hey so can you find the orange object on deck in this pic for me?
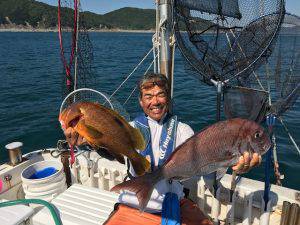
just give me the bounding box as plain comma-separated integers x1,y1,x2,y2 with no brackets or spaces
103,204,161,225
180,198,213,225
104,199,213,225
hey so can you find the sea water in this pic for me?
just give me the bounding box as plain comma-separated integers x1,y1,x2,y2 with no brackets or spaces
0,32,299,190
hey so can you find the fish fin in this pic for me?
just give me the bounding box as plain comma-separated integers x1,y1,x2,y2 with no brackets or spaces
110,152,125,164
111,170,161,211
76,121,103,139
216,167,228,180
94,147,116,161
130,127,146,150
130,153,151,176
91,145,125,164
100,106,146,151
87,126,103,139
100,105,129,124
85,124,103,138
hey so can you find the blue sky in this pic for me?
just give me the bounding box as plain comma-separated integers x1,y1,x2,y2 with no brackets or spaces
38,0,299,15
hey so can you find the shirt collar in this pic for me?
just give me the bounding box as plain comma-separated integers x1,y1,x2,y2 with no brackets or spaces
146,113,168,125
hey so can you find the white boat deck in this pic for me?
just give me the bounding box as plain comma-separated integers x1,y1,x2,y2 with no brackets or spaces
32,184,118,225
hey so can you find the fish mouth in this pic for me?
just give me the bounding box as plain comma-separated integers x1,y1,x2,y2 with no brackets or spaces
68,114,83,128
263,142,272,153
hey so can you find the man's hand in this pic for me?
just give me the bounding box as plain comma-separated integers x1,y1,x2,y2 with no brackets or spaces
232,152,262,174
64,127,87,146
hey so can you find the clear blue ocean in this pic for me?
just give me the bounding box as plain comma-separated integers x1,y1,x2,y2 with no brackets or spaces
0,32,299,190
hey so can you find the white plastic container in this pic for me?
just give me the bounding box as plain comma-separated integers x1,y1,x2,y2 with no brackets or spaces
0,199,34,225
21,161,67,201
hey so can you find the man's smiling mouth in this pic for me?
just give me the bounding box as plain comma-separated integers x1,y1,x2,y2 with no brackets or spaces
150,106,164,113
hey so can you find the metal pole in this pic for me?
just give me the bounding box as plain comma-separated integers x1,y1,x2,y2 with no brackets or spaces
157,0,174,81
216,81,222,121
158,0,175,114
158,0,172,77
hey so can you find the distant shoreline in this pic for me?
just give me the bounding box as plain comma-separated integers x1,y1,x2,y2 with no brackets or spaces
0,27,155,33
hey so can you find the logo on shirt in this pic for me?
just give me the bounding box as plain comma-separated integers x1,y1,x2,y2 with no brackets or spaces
160,118,175,160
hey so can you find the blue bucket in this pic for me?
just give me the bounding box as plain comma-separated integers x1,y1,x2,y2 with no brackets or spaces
29,167,58,179
21,160,63,182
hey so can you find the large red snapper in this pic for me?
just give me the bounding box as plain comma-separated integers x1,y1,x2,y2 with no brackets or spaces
111,118,271,211
59,101,150,176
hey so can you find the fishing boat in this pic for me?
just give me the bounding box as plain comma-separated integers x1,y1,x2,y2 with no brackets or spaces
0,0,299,225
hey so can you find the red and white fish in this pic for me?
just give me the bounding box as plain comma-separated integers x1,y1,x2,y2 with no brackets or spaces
111,118,271,211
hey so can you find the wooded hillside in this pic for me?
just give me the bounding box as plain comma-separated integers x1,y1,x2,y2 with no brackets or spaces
0,0,156,30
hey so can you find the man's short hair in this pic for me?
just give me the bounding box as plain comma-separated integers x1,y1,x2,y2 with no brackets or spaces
138,73,169,98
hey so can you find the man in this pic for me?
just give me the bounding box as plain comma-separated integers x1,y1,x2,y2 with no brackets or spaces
64,73,262,223
118,73,196,213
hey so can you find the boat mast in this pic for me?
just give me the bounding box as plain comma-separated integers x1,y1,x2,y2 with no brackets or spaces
156,0,175,99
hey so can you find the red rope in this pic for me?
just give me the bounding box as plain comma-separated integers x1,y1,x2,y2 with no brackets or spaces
69,145,75,165
58,0,79,166
58,0,78,90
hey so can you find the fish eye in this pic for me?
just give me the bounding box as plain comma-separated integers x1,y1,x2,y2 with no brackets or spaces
254,131,261,139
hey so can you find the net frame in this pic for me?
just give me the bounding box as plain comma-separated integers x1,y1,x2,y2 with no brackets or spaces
59,88,114,114
59,88,131,122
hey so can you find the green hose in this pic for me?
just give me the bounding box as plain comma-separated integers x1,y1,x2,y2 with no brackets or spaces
0,199,62,225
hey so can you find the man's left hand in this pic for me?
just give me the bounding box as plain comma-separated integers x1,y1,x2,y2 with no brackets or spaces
232,152,262,174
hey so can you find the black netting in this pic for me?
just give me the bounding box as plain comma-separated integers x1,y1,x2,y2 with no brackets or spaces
224,86,269,122
75,11,96,90
59,0,96,100
269,29,300,116
174,0,285,84
226,13,300,119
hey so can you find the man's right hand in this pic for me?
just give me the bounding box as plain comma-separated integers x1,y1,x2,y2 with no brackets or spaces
64,127,87,146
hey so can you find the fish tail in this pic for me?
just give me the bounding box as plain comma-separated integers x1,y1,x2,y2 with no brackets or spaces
130,153,151,176
111,169,163,211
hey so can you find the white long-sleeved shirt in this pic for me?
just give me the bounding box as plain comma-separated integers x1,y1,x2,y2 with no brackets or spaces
118,116,194,212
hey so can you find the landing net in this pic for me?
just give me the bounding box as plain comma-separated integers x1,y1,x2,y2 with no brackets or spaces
174,0,285,85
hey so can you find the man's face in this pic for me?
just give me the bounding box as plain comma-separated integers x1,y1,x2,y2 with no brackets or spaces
139,85,169,121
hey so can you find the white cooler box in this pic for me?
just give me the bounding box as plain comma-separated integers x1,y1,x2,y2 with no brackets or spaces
32,184,119,225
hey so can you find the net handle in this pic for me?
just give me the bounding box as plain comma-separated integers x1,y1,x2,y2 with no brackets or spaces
59,88,114,114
